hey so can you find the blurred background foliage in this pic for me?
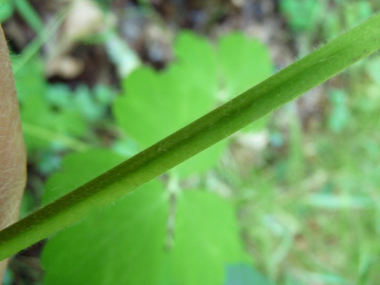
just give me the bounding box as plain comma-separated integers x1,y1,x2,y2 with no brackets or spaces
1,0,380,284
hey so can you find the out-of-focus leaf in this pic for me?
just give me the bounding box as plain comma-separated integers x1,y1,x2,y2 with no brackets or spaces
19,191,35,219
46,83,114,123
42,150,169,285
2,268,13,285
17,57,115,152
0,0,14,23
37,150,62,175
328,89,350,133
344,1,373,30
94,84,115,105
224,263,271,285
45,84,72,108
170,190,248,285
43,150,124,205
16,58,87,150
366,56,380,86
74,85,104,121
114,31,275,177
174,31,218,94
21,94,86,150
218,33,273,132
280,0,324,32
42,150,248,284
115,32,218,146
114,32,226,178
13,56,46,104
111,137,139,157
218,33,273,99
323,12,342,40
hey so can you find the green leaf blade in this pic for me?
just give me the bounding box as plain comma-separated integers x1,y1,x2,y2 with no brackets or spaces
41,151,248,284
218,33,273,99
42,150,169,285
114,31,224,178
170,190,248,285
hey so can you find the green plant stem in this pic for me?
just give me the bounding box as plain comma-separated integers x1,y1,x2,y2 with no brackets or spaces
1,13,380,261
14,0,44,34
13,7,68,75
